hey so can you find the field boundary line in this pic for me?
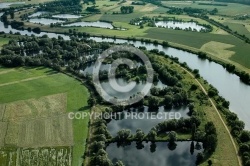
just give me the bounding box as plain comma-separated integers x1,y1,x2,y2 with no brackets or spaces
1,105,6,122
3,121,9,147
0,69,15,75
6,112,69,122
0,74,58,87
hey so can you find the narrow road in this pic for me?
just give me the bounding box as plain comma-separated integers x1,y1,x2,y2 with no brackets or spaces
181,67,242,166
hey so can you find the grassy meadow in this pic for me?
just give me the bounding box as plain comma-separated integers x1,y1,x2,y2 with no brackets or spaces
0,37,9,49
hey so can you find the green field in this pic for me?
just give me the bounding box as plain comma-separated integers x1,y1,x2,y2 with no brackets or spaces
0,37,9,49
0,66,90,166
100,13,144,22
0,0,55,5
162,1,250,16
223,22,250,38
144,28,250,68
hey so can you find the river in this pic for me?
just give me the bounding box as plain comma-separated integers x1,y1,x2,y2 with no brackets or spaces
0,14,250,129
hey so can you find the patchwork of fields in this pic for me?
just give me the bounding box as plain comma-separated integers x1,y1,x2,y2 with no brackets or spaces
0,67,90,166
161,1,250,16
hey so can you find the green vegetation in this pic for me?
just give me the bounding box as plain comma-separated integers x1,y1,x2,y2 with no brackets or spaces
119,6,134,14
161,1,250,16
1,0,250,165
2,0,249,73
144,28,250,68
38,0,82,14
0,37,9,49
224,22,250,38
0,67,90,166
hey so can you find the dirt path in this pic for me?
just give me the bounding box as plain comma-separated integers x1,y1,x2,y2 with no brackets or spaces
181,67,242,166
0,74,57,87
0,69,15,75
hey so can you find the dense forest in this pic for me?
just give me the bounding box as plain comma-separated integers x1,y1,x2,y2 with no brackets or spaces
38,0,82,14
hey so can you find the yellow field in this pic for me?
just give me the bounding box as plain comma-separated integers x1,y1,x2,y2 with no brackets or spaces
0,93,73,148
246,24,250,32
212,28,229,35
201,41,235,59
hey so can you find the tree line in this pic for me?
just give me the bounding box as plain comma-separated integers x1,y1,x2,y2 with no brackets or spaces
38,0,82,14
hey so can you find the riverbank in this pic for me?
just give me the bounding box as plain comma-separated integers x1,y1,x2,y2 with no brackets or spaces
81,50,240,166
0,25,246,166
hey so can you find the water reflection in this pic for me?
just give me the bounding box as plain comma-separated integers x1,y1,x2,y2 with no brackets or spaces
28,12,48,18
89,37,250,130
0,16,250,129
106,141,203,166
52,14,82,19
107,106,189,136
155,21,206,31
29,18,65,25
64,21,114,29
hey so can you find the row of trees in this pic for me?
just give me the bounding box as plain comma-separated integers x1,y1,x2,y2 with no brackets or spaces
239,130,250,165
199,15,250,44
38,0,82,14
88,118,125,166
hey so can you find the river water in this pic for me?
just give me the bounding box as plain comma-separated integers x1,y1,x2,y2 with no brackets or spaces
0,14,250,129
155,21,206,31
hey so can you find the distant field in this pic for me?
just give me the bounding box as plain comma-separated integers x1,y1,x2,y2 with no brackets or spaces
201,41,235,59
144,28,250,68
0,0,55,5
0,67,52,85
162,1,250,16
223,22,250,38
0,67,90,166
100,13,145,22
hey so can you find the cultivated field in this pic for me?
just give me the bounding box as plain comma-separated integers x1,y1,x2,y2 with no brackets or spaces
161,1,250,16
0,0,55,5
0,147,72,166
0,67,90,166
201,41,235,59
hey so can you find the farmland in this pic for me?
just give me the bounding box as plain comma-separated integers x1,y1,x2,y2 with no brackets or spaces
0,0,55,5
161,1,250,16
0,67,90,166
1,0,250,165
